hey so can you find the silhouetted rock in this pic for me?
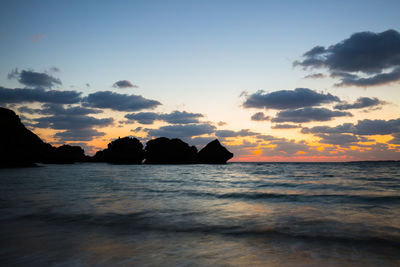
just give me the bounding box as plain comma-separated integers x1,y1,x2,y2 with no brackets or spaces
0,107,53,167
43,145,86,164
198,139,233,164
145,137,198,164
92,137,144,164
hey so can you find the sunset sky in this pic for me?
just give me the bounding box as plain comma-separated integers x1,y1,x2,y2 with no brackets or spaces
1,0,400,161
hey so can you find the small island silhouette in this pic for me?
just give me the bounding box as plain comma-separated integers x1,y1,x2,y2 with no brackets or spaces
0,107,233,167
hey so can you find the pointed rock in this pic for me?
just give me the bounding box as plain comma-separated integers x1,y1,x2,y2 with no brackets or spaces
198,139,233,164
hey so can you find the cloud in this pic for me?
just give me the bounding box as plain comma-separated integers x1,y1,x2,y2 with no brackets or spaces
0,87,82,104
243,88,340,110
189,136,217,147
112,80,138,89
147,123,216,138
271,124,301,129
125,112,159,124
217,121,227,126
8,69,62,88
161,111,203,124
335,68,400,87
34,115,113,130
130,127,143,133
125,110,204,124
32,104,102,116
265,139,310,155
215,129,258,138
256,135,282,141
390,133,400,144
302,118,400,135
315,133,365,147
294,29,400,87
251,112,270,121
272,107,352,123
83,91,161,112
55,129,106,142
304,73,326,79
49,67,60,72
334,97,386,110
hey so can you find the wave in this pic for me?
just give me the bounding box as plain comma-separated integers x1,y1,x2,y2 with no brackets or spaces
188,191,400,204
4,212,400,247
138,187,400,204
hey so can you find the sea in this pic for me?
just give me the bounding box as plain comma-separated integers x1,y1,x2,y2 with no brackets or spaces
0,162,399,266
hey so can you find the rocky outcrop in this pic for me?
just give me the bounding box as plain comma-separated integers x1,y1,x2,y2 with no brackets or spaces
43,145,86,164
0,107,234,166
198,139,234,164
0,107,88,167
144,137,198,164
92,137,144,164
0,107,52,167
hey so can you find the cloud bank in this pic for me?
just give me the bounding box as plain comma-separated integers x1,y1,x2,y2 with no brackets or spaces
243,88,340,110
295,29,400,87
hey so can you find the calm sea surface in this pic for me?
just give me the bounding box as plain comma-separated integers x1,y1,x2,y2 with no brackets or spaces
0,162,400,266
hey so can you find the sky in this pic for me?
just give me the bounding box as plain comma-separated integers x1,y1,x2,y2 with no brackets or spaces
1,0,400,161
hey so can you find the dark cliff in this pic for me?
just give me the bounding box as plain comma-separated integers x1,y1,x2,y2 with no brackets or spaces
0,107,52,167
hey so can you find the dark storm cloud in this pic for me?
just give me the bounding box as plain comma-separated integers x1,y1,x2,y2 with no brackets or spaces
112,80,138,88
125,110,204,124
147,123,216,138
271,124,301,129
83,91,161,112
215,129,258,138
243,88,340,110
0,87,82,104
334,97,386,110
55,129,106,142
272,107,352,123
34,115,113,130
304,73,326,79
8,69,62,88
294,29,400,87
302,118,400,135
251,112,270,121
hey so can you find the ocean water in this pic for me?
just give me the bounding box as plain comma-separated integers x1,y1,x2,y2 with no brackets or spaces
0,162,399,266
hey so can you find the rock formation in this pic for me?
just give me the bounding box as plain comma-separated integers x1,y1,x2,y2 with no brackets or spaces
198,139,234,164
43,145,86,164
0,107,52,167
0,107,234,166
92,137,144,164
144,137,198,164
0,107,87,167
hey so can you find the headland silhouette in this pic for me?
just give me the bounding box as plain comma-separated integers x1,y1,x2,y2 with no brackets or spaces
0,107,233,167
